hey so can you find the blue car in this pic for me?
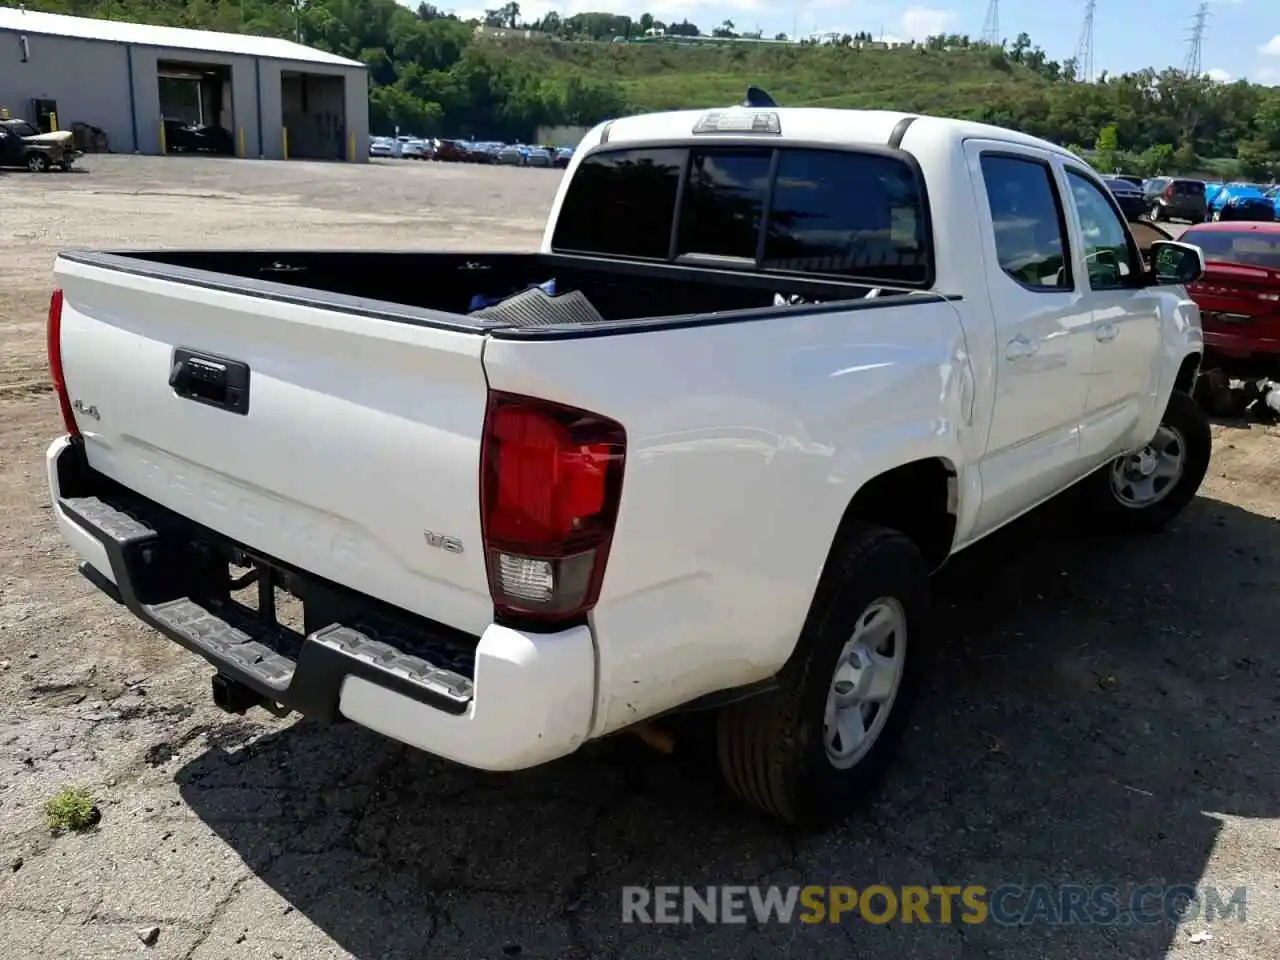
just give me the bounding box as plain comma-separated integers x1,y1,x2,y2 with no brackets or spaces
1205,182,1276,222
1264,185,1280,218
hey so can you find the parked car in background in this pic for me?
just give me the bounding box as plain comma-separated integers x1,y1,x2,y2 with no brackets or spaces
1100,175,1145,221
162,118,234,156
433,139,467,162
399,138,430,160
1180,222,1280,368
553,147,574,168
1142,177,1208,223
369,136,394,158
0,118,80,171
468,142,502,163
526,146,553,167
1205,183,1276,223
1112,173,1145,188
497,144,526,165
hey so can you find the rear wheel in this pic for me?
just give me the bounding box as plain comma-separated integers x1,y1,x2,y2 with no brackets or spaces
716,524,930,827
1079,390,1211,535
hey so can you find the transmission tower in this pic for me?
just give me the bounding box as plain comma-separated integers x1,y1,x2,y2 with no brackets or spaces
981,0,1000,47
1074,0,1096,82
1183,2,1209,77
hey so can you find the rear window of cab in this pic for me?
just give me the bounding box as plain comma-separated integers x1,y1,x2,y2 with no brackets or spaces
551,145,933,287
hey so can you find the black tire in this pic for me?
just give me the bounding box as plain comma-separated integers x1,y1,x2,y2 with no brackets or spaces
716,524,930,828
1149,204,1161,222
27,153,49,173
1079,390,1211,535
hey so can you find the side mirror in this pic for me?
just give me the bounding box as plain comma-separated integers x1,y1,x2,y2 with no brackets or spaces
1148,240,1205,285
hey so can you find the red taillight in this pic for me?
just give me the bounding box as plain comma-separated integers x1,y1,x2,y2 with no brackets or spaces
1163,183,1174,200
480,391,626,623
47,288,79,438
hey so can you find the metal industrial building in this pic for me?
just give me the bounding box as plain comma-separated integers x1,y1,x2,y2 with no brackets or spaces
0,7,368,161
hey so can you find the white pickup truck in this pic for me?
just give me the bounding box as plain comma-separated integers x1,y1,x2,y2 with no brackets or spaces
45,102,1210,826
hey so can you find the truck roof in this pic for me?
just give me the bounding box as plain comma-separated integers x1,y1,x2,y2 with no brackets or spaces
595,107,1080,163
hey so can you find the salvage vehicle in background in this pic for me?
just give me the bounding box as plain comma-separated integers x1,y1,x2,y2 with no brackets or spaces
162,119,234,156
1143,177,1208,223
432,139,468,162
1204,183,1276,223
44,101,1210,827
0,118,79,171
1101,175,1145,221
1180,222,1280,371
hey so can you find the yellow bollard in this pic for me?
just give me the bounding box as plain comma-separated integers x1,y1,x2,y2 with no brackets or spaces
238,126,246,158
282,127,289,161
158,119,167,155
348,130,355,162
49,112,58,131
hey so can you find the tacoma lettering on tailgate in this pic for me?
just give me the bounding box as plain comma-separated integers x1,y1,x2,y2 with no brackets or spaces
134,452,371,570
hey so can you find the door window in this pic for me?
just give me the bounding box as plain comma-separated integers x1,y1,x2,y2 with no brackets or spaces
978,154,1073,291
1065,168,1140,290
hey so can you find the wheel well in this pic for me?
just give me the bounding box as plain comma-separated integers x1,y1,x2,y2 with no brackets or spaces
1175,353,1202,394
834,459,958,572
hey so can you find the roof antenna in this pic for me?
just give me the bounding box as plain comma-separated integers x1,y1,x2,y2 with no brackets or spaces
742,86,777,108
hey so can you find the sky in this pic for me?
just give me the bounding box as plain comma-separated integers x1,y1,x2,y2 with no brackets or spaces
426,0,1280,86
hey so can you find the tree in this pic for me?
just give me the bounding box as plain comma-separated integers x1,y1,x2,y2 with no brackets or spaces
1235,140,1274,180
1172,141,1201,173
1095,124,1119,153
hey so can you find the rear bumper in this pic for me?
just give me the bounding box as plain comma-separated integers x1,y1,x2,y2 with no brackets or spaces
1203,326,1280,362
1215,205,1276,222
46,436,596,771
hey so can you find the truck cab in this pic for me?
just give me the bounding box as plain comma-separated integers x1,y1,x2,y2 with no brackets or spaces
44,103,1209,827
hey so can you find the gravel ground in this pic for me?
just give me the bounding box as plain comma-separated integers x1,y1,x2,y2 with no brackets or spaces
1,155,1278,960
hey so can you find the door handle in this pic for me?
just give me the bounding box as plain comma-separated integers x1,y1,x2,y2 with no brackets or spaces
1095,322,1119,343
1005,335,1039,360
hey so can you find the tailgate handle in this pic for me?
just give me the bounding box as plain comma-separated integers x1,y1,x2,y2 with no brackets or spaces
169,348,250,416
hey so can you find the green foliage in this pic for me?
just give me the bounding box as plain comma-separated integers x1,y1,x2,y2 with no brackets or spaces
44,786,99,833
22,0,1280,164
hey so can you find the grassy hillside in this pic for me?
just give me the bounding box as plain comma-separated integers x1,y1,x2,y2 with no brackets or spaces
488,39,1054,115
486,39,1049,115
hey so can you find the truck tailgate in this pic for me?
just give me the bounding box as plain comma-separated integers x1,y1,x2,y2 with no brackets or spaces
55,256,495,637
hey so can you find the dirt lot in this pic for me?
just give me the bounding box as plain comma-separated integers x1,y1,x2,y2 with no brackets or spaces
1,155,1278,960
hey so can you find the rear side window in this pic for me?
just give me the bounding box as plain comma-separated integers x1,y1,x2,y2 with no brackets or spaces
1174,180,1205,196
762,150,927,279
551,145,932,285
552,148,684,259
978,154,1072,291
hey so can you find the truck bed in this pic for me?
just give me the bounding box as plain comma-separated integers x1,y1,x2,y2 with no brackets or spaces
58,249,916,336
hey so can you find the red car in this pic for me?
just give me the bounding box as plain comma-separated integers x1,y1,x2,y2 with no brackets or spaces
1181,221,1280,368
